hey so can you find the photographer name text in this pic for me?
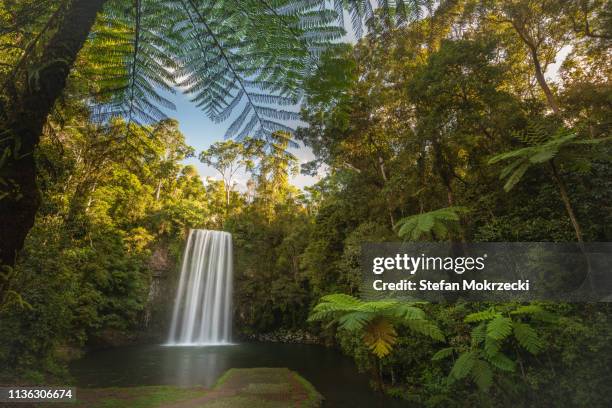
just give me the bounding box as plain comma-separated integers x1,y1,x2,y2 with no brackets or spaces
373,279,530,292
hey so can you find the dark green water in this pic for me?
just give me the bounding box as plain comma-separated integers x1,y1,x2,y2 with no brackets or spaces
70,342,412,407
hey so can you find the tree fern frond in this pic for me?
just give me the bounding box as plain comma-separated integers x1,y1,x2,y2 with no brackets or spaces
448,350,477,381
485,351,515,372
338,311,373,331
89,0,178,128
464,309,499,322
393,303,426,320
471,359,493,391
405,319,445,341
513,322,543,354
471,322,486,346
363,318,397,358
432,346,455,361
486,316,513,341
396,206,468,241
483,334,499,357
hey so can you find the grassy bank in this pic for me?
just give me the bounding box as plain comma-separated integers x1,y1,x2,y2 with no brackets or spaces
46,368,322,408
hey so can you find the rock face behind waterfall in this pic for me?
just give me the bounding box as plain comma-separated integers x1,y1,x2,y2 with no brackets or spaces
167,230,234,345
142,242,175,337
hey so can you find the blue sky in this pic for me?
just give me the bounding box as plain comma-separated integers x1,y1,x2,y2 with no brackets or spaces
166,90,321,190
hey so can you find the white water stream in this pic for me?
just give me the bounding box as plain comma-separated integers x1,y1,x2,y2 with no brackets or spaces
167,230,233,345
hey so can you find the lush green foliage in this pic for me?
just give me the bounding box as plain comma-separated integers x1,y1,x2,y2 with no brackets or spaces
309,294,443,358
0,1,610,407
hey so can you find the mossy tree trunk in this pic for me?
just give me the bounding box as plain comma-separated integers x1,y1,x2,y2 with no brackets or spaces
0,0,107,300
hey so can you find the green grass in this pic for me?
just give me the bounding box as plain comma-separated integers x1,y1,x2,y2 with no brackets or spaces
51,385,203,408
292,373,323,408
54,368,322,408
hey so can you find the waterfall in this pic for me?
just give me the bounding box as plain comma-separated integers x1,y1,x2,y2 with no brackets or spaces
167,229,233,345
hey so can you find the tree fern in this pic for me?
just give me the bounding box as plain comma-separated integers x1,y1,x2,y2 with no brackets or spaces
63,0,348,143
513,322,543,354
464,309,500,323
431,346,454,361
448,350,476,380
3,0,434,145
363,317,397,357
486,315,512,341
334,0,425,37
309,293,443,358
489,125,611,192
395,206,468,241
88,0,180,130
471,359,494,391
435,304,554,392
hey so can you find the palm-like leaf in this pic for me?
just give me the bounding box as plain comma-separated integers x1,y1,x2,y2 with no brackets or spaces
363,318,397,358
180,0,347,140
309,293,443,358
334,0,425,36
489,125,611,192
2,0,438,151
76,0,346,142
395,206,468,241
442,304,552,391
88,0,179,129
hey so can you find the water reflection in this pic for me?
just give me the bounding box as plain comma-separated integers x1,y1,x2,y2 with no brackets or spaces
161,346,231,387
70,343,412,408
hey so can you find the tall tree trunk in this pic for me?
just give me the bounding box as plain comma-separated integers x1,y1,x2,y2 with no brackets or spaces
225,181,231,208
549,160,593,287
549,161,583,243
378,155,395,228
0,0,107,285
528,47,560,115
508,18,561,115
155,178,163,201
432,138,455,207
509,16,592,284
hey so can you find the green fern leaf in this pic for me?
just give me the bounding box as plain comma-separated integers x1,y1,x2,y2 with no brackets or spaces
449,350,477,381
471,359,493,391
502,161,530,192
405,319,445,341
338,311,372,331
485,351,515,372
471,322,486,346
483,335,500,357
432,347,455,361
396,207,468,241
510,305,543,315
486,316,513,340
513,322,543,354
393,304,426,321
464,309,499,323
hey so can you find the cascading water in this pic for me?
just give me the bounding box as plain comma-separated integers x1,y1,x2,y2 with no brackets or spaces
167,229,233,345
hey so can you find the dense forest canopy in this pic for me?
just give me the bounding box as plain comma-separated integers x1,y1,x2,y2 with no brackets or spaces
0,0,611,407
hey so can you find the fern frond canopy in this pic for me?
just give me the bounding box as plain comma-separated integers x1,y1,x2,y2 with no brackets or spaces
489,124,612,192
439,304,555,391
395,206,468,241
79,0,347,142
309,293,443,358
